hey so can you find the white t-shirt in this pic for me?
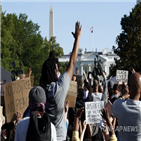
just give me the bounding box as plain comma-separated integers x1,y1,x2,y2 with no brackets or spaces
91,92,103,101
112,99,141,141
14,117,57,141
83,90,89,99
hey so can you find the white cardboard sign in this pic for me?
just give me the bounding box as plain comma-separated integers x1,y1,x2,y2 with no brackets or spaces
85,101,104,124
116,70,128,84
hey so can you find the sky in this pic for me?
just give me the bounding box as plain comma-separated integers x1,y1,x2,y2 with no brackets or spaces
1,0,137,54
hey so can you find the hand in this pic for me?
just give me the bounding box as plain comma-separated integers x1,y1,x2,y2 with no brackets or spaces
28,68,32,76
124,94,130,100
131,68,136,74
83,120,87,130
65,100,70,113
72,21,82,39
75,107,84,119
102,71,105,78
122,81,126,86
11,111,23,125
16,111,23,122
101,108,109,122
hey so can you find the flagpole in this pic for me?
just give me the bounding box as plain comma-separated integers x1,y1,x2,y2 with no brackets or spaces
92,29,94,52
90,27,94,52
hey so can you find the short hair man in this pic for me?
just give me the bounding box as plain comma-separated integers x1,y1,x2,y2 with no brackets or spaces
14,86,57,141
112,72,141,141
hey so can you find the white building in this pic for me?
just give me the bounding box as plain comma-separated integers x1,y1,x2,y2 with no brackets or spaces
59,48,119,78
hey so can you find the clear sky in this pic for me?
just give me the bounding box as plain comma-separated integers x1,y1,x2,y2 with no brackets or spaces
1,0,137,54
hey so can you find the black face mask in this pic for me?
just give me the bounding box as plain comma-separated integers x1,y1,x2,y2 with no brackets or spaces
26,111,51,141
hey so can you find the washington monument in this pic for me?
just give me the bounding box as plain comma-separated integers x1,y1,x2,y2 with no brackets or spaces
49,5,54,40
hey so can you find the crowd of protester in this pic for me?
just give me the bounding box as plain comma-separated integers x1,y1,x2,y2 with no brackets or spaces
1,21,141,141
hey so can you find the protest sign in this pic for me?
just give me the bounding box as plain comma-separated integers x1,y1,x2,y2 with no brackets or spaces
65,81,77,108
3,77,31,122
30,76,34,87
85,101,104,124
116,70,128,84
19,74,34,87
105,100,112,116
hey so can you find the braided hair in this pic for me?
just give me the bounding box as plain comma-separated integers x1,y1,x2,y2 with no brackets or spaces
39,50,59,88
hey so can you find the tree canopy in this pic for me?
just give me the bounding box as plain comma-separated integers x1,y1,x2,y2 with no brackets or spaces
109,3,141,77
1,12,65,85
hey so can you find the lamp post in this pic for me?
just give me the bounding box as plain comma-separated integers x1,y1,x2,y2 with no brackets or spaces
11,61,23,81
92,53,103,82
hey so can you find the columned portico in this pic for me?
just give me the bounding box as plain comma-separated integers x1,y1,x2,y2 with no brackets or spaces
59,49,119,79
88,64,91,72
80,64,83,75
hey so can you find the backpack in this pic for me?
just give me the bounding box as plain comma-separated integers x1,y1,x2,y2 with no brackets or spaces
26,111,51,141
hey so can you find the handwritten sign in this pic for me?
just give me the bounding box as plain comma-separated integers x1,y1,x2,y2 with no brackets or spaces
116,70,128,84
65,81,77,108
3,77,31,122
85,101,104,124
30,76,34,87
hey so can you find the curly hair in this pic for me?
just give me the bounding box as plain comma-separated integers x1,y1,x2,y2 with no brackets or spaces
39,50,59,88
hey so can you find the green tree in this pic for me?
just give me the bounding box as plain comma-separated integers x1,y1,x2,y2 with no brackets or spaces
41,37,66,75
1,12,44,85
59,61,69,74
1,12,15,71
16,14,44,85
48,36,64,58
109,3,141,77
1,11,65,85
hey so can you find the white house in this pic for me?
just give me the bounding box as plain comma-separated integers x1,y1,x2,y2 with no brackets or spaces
59,48,119,79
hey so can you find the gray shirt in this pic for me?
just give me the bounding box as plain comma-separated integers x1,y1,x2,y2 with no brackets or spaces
45,72,70,141
112,99,141,141
14,117,57,141
91,92,103,101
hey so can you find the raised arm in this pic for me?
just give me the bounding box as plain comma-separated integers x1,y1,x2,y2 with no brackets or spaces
72,107,84,141
83,70,88,82
101,71,108,105
101,108,117,141
67,21,82,80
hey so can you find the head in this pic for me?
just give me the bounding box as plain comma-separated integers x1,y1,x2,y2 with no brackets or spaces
113,84,120,95
39,50,59,87
77,87,85,99
121,84,129,96
129,72,141,100
75,68,79,75
72,75,76,81
84,81,90,91
93,79,99,92
98,85,104,93
29,86,46,116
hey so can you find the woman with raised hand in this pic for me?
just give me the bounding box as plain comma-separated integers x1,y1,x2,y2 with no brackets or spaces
39,21,82,141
